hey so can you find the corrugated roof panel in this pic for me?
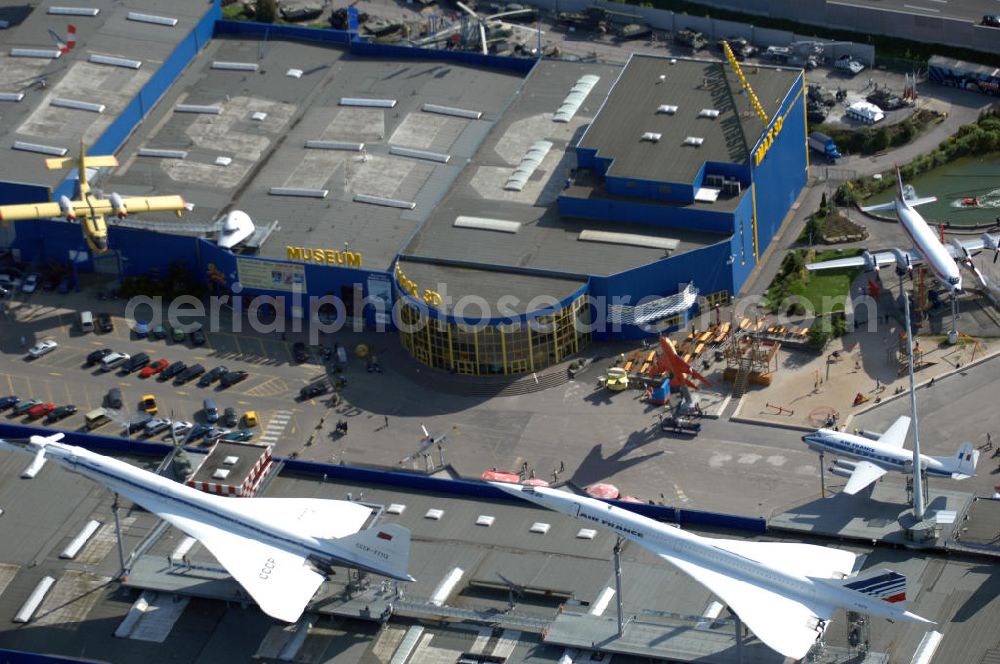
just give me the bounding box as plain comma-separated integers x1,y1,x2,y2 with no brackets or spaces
553,74,600,123
504,140,552,191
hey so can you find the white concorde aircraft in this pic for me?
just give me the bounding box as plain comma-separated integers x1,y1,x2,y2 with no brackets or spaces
806,166,999,291
0,434,414,622
803,415,978,495
492,481,933,660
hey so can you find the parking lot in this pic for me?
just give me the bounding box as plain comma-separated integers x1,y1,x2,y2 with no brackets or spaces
0,281,330,453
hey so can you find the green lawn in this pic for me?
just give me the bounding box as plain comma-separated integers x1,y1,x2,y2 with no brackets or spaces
766,248,863,314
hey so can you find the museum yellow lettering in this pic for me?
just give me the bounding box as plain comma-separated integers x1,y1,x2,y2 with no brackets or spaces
286,246,363,268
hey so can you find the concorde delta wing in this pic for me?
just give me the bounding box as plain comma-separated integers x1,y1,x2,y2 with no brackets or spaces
652,547,834,660
707,539,857,581
843,460,889,495
156,509,325,622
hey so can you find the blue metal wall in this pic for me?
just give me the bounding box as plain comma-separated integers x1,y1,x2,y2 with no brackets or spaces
0,421,766,534
749,72,807,260
590,239,735,341
214,18,352,45
558,195,737,234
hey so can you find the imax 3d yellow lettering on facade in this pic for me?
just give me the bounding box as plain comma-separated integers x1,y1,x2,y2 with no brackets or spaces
394,263,442,307
753,115,784,167
286,246,362,268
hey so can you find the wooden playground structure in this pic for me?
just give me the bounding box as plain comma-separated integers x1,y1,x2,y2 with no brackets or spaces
721,318,782,397
615,315,784,398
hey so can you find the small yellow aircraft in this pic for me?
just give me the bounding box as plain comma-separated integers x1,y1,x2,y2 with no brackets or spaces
0,141,188,254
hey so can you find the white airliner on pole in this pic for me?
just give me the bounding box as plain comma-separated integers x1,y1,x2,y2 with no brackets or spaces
802,415,978,496
806,165,1000,343
0,434,414,623
492,482,933,661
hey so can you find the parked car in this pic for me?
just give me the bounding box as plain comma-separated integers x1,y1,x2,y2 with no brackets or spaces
121,352,151,374
175,363,205,385
21,273,39,294
97,313,114,333
222,430,254,442
222,406,238,428
160,361,186,380
170,326,186,342
0,285,9,299
45,404,77,423
186,423,212,442
203,398,219,423
983,13,1000,27
190,325,206,346
143,418,172,436
243,411,259,428
11,399,41,417
198,365,228,387
27,340,58,359
105,387,123,410
292,342,309,363
152,324,167,340
0,395,20,411
219,370,248,388
141,394,158,415
133,320,150,337
85,348,113,367
26,402,55,420
204,427,231,444
140,359,170,378
100,351,130,373
299,383,330,400
124,413,153,435
170,420,193,437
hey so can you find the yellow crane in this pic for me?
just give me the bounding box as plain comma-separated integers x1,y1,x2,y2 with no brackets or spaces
0,141,188,254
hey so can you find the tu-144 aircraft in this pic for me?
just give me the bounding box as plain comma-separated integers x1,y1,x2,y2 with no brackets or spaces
802,415,978,494
0,433,413,622
493,481,933,660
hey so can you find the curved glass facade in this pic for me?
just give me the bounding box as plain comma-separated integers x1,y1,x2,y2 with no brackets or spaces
399,294,592,375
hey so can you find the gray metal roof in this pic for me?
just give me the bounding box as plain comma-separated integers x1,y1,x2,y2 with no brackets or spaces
577,53,801,184
0,0,213,191
98,41,525,272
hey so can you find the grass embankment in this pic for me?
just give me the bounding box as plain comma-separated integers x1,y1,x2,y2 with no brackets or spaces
765,249,862,315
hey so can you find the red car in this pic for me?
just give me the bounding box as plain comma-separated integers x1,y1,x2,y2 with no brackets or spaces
27,402,56,420
139,359,170,379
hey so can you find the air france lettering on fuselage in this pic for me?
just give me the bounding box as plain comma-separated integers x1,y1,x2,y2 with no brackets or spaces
580,510,644,539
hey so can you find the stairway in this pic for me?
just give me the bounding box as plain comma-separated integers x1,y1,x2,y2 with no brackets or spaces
732,358,752,398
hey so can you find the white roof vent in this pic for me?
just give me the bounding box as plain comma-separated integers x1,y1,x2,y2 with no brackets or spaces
657,74,666,83
641,132,662,143
476,515,496,527
387,503,407,515
684,136,705,147
425,508,445,520
212,468,231,480
530,522,551,534
657,105,678,114
576,528,597,540
223,455,239,465
699,109,721,118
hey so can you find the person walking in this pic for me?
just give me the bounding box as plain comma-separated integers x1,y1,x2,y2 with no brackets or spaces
384,415,389,428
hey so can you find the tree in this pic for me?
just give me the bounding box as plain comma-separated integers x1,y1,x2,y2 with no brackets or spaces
255,0,278,23
808,318,832,350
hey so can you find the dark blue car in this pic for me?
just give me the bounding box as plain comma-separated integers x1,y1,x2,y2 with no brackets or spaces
0,395,19,411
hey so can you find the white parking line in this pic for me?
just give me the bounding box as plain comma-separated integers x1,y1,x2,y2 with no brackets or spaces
903,4,940,12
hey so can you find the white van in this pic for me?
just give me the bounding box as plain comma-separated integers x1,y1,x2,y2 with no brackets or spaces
100,351,130,373
79,311,94,333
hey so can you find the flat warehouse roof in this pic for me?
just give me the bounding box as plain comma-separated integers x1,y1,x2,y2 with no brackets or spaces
578,54,800,184
400,60,727,312
0,0,213,189
102,39,525,271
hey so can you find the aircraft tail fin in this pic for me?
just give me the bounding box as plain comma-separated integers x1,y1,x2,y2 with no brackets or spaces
932,442,978,479
334,523,413,582
828,567,909,604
